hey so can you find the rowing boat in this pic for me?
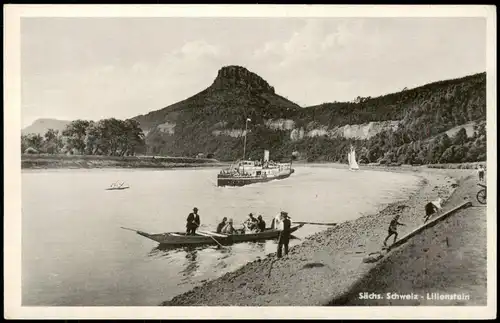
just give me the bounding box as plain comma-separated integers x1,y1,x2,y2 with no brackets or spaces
106,186,130,190
122,223,304,247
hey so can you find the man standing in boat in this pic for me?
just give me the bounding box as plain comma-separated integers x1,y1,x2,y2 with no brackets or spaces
186,207,201,235
277,211,291,258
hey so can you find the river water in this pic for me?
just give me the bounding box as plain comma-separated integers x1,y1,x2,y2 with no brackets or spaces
21,166,421,306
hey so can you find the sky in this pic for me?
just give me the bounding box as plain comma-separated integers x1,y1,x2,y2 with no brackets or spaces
21,17,486,128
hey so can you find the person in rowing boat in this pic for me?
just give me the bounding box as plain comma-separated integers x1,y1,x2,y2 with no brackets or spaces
257,215,266,232
186,207,201,235
277,211,291,258
244,213,259,233
221,218,236,234
216,217,228,234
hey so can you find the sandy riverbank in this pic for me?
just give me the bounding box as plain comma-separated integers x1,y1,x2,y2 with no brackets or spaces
336,169,487,306
163,166,486,306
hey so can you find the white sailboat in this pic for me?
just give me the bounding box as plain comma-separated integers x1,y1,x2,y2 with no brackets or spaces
348,146,360,171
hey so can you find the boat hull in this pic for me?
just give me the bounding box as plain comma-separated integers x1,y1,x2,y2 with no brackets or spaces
217,169,294,187
136,224,304,247
106,186,130,190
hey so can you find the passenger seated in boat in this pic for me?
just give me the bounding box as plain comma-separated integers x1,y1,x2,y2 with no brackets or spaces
221,218,236,234
216,217,228,233
244,213,259,232
257,215,266,232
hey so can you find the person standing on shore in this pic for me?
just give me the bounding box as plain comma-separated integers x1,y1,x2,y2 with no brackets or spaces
383,214,405,248
186,207,201,235
477,165,485,182
271,211,284,229
277,211,291,258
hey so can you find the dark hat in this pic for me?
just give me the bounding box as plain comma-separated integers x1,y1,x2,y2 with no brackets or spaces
193,207,198,211
281,211,289,216
248,213,254,217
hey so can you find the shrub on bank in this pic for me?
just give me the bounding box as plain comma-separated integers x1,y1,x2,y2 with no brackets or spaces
21,153,219,164
426,162,487,169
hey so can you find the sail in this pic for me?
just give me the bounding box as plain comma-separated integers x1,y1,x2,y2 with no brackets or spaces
348,147,360,170
351,150,360,170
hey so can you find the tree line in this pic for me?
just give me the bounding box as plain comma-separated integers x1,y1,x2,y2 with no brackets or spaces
21,118,146,156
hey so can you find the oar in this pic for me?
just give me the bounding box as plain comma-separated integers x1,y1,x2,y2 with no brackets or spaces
294,221,337,226
120,226,142,232
207,235,229,249
197,225,230,249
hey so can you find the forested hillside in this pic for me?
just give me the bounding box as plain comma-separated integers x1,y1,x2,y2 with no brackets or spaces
133,66,486,164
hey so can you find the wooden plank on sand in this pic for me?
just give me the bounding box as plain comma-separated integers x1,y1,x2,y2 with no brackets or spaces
388,200,473,251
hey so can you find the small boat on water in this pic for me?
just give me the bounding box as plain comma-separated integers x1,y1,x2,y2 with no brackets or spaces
348,145,360,171
106,181,130,190
106,186,130,191
121,223,305,247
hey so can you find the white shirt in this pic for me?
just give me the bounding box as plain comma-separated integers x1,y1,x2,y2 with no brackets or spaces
274,214,292,230
431,198,443,210
274,214,283,230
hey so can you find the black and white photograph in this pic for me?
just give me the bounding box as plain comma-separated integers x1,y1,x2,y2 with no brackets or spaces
4,4,496,320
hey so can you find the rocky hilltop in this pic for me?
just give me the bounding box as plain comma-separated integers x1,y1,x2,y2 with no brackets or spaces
133,65,486,163
212,65,276,93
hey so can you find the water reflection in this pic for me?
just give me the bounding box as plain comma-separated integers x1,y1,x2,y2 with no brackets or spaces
180,248,199,280
247,241,266,252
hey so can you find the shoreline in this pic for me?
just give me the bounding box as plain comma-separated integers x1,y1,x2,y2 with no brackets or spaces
21,154,485,171
21,154,230,170
163,166,486,306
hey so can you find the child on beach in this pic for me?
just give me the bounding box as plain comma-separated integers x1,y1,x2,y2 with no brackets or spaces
477,165,485,182
383,214,405,248
424,197,443,223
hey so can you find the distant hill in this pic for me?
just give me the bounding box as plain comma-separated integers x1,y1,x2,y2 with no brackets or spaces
133,65,302,160
22,119,71,136
132,65,486,163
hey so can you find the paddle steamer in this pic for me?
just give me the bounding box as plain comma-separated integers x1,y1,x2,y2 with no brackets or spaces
216,118,295,187
217,155,294,187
